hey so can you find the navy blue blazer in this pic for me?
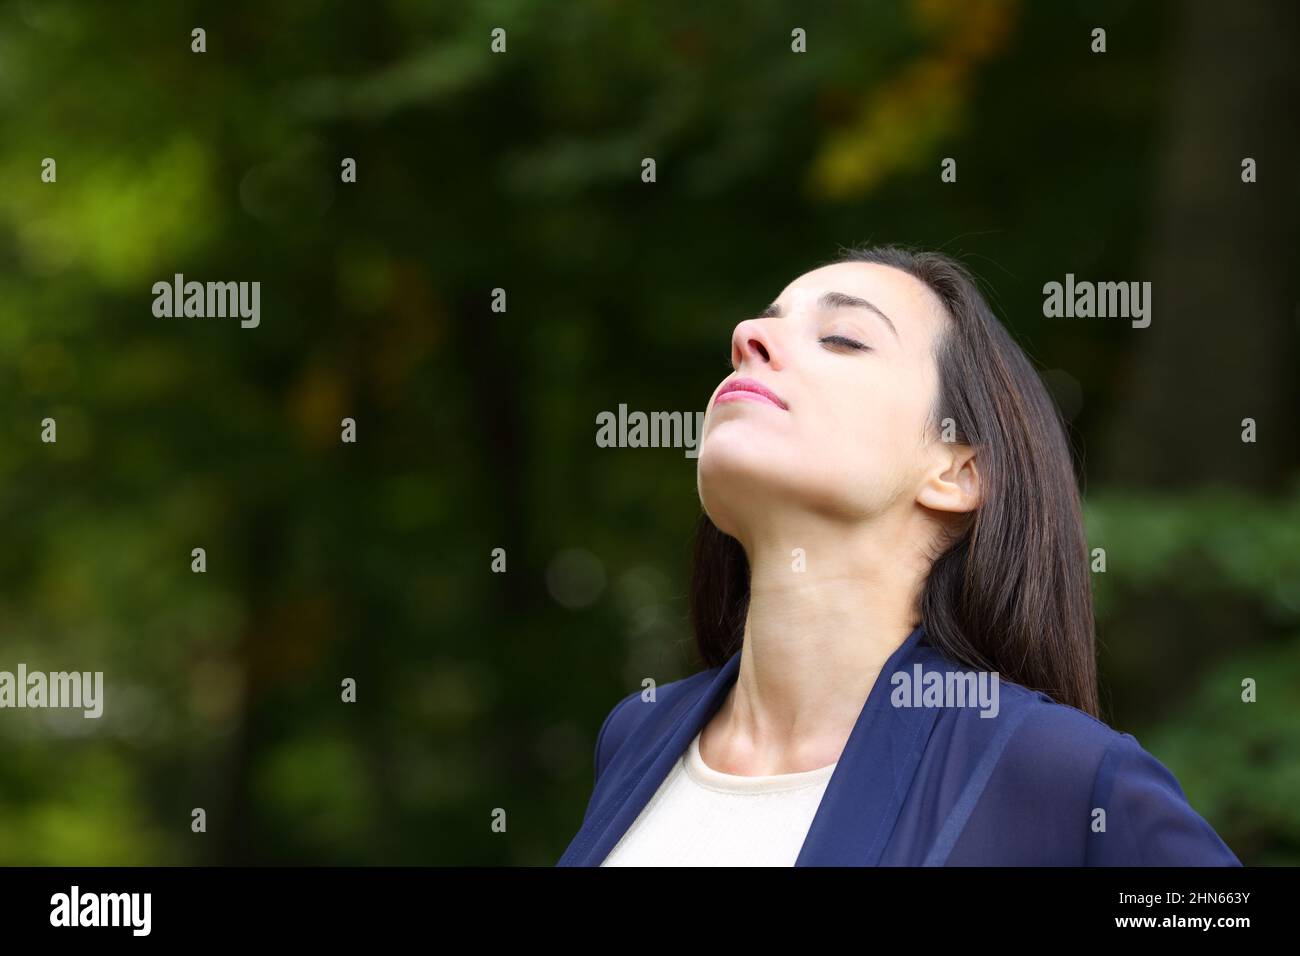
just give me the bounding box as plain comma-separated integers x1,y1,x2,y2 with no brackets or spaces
558,623,1242,866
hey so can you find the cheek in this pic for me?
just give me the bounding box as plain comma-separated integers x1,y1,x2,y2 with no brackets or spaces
815,382,925,495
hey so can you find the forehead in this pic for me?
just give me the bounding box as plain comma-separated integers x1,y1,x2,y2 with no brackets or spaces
775,261,946,346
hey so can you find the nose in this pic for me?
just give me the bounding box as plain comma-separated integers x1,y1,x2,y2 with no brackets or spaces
730,318,782,371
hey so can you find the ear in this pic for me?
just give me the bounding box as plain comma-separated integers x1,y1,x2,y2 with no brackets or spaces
916,443,981,514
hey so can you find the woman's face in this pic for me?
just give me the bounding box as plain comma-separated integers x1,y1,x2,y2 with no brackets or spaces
697,261,953,536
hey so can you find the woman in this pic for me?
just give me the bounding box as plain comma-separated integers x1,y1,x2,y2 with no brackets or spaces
557,245,1241,866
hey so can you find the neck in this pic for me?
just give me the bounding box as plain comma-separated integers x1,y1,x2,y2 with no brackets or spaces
700,506,930,776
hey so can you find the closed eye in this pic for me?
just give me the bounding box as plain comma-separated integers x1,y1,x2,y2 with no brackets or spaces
820,335,870,352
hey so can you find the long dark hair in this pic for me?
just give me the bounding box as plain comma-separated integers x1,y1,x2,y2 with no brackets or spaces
689,244,1099,718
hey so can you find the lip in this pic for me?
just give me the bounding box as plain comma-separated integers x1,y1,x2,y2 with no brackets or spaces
714,377,788,410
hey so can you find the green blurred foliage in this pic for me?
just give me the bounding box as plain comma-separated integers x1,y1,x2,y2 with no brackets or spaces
1086,480,1300,864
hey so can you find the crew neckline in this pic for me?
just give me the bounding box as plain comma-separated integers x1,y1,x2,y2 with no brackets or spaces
682,730,838,794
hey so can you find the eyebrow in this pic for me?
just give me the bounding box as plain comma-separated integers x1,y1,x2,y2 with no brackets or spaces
757,291,899,339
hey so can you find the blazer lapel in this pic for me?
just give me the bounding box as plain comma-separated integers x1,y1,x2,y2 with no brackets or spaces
795,623,939,865
562,622,937,866
560,650,743,866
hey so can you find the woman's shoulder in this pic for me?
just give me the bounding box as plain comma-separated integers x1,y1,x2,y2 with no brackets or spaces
912,642,1127,763
945,665,1174,793
952,675,1240,865
592,662,726,779
914,649,1186,804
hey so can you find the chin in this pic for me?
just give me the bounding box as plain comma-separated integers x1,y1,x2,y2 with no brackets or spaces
697,434,806,525
698,426,771,486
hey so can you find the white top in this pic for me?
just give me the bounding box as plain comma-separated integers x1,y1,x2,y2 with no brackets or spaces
600,729,838,866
